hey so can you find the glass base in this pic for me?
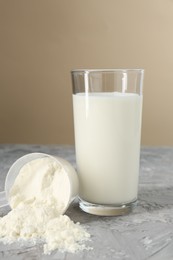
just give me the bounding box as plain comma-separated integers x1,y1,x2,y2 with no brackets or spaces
79,198,137,216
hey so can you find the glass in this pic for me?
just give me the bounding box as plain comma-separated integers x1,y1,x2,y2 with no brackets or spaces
71,69,144,216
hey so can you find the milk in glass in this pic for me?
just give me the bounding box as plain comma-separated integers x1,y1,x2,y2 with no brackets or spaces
73,92,142,205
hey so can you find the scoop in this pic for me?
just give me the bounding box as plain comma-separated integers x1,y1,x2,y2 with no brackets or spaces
0,153,79,212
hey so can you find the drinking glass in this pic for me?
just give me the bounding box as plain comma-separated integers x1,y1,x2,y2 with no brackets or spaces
71,69,144,216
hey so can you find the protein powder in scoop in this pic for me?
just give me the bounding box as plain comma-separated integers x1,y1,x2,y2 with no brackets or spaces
0,153,91,254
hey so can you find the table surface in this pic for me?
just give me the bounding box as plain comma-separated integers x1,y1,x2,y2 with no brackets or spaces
0,144,173,260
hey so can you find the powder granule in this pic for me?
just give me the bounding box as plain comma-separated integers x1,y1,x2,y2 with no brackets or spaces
44,215,91,254
0,203,91,254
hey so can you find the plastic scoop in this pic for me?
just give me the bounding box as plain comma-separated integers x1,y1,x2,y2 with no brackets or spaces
0,153,79,211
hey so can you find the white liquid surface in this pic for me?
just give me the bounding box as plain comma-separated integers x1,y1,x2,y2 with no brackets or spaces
73,92,143,205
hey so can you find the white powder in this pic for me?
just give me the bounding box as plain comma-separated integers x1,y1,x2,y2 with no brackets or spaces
0,157,91,254
9,157,72,211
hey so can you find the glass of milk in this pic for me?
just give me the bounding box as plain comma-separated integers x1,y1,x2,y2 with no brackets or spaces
71,69,144,216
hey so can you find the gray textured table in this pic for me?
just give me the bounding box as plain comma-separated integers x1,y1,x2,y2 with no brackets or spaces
0,145,173,260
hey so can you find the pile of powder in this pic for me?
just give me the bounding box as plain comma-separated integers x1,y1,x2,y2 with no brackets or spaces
0,157,91,254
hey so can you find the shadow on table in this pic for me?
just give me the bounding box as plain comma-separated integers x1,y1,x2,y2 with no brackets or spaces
137,185,173,212
66,200,101,224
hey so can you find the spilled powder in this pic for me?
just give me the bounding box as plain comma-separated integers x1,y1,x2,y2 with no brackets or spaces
0,157,91,254
0,203,91,254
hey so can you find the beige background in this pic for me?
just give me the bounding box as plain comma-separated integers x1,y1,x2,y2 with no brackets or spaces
0,0,173,145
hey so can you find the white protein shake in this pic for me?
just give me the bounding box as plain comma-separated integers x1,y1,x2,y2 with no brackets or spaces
73,92,143,205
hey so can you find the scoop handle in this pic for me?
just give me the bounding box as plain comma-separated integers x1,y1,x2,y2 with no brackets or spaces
0,191,8,208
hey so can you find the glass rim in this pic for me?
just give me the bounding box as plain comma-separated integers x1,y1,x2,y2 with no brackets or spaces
71,68,144,74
